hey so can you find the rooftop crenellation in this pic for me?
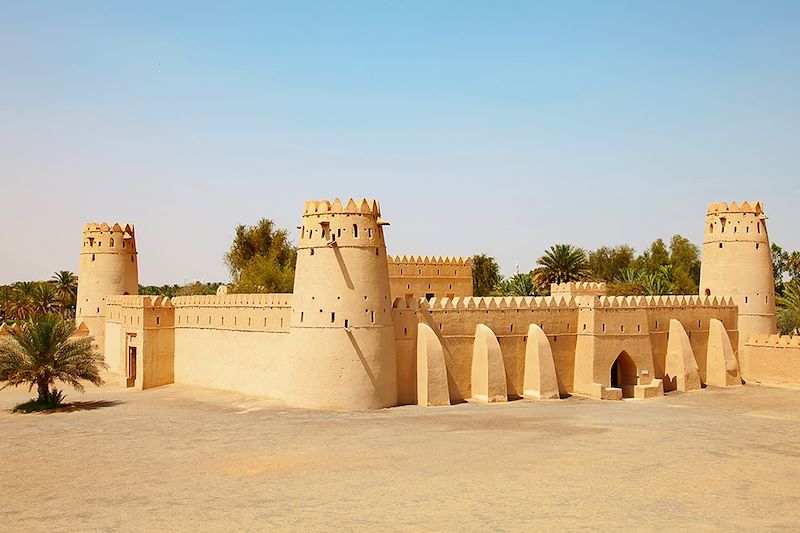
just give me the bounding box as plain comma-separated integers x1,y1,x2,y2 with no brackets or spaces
706,201,764,215
388,255,471,265
303,198,381,216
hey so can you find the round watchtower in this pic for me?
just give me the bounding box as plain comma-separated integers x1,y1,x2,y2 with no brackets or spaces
75,223,139,357
699,201,776,356
287,198,398,409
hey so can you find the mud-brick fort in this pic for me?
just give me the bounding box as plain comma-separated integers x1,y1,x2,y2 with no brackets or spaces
71,199,800,410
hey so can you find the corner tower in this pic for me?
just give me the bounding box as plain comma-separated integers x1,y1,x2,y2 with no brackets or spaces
287,198,398,410
699,202,776,355
75,223,139,356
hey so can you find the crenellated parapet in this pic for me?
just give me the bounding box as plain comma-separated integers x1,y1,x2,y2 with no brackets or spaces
81,222,136,253
172,294,292,308
707,201,764,215
107,295,174,308
298,198,389,250
746,334,800,347
389,255,470,266
551,281,607,297
303,197,382,216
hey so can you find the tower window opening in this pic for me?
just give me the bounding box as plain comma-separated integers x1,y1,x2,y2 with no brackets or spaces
583,324,586,330
344,319,349,329
221,317,224,326
746,226,749,233
331,312,335,323
376,248,379,255
98,241,102,246
131,256,134,262
758,223,761,234
734,227,737,233
110,238,114,246
353,224,358,238
698,320,701,328
300,312,304,323
403,327,407,335
719,243,723,248
156,317,160,326
371,310,375,323
310,248,314,256
368,228,372,238
620,325,624,333
745,296,748,304
655,320,659,329
637,324,641,332
264,317,267,327
602,323,606,332
510,324,514,333
756,243,759,250
337,228,341,237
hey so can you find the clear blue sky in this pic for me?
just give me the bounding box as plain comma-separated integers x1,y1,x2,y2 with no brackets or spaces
1,1,798,284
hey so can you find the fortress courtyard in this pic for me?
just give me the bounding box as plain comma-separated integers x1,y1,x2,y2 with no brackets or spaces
1,381,799,531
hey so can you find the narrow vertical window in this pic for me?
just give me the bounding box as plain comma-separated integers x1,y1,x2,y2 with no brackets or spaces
353,224,358,238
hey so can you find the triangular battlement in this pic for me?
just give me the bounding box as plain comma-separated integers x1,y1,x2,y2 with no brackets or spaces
707,201,764,215
303,198,381,216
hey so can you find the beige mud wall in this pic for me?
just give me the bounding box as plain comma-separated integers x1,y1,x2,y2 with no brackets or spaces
105,295,175,389
172,294,292,399
394,296,579,404
388,256,472,300
742,335,800,384
643,296,738,383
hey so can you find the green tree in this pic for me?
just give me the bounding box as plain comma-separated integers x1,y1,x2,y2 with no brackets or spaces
225,219,297,294
471,254,502,297
776,279,800,335
587,245,635,283
634,238,670,275
0,315,106,406
50,271,78,315
533,244,589,288
668,235,701,292
497,272,539,296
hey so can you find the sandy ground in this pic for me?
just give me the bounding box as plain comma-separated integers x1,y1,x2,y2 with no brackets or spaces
1,378,799,532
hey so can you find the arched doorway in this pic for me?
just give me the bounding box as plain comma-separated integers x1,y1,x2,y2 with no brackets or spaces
611,351,638,398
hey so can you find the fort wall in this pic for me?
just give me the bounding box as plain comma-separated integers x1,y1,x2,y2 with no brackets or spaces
393,295,738,404
105,295,174,389
743,335,800,385
172,294,292,398
388,255,472,300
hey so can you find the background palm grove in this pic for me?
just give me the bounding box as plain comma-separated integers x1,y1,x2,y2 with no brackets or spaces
2,220,799,335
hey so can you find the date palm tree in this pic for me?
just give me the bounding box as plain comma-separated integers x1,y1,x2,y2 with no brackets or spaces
8,282,37,321
0,315,105,405
777,279,800,335
51,271,78,316
33,283,59,316
533,244,589,288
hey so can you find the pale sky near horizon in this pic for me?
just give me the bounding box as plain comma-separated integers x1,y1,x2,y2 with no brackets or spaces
1,1,798,285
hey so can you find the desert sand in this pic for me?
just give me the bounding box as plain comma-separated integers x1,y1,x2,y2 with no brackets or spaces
1,379,799,531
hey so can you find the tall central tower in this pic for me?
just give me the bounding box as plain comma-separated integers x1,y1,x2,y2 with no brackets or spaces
287,198,398,410
76,223,139,357
699,201,776,358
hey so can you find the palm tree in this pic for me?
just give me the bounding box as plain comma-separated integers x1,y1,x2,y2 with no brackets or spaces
777,280,800,335
8,282,37,321
0,315,105,405
0,285,12,322
533,244,589,288
51,271,78,316
498,272,539,296
33,283,58,316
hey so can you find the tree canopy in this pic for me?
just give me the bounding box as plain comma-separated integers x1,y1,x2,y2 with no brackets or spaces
224,218,297,293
